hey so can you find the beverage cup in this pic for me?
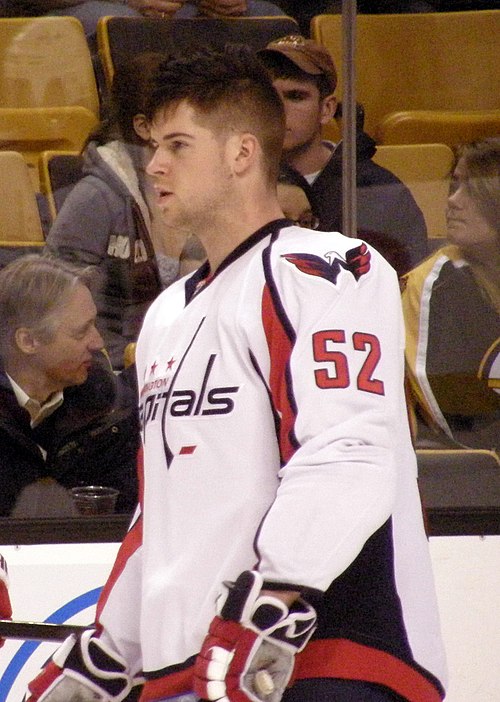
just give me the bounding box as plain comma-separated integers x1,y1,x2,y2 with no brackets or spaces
69,485,119,515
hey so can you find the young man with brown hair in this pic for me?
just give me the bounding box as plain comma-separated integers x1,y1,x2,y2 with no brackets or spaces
258,35,429,275
27,46,446,702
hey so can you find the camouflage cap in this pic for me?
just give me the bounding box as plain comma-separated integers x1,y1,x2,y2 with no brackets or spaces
259,35,337,93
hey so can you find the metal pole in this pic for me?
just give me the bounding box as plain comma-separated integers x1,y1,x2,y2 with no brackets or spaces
341,0,357,238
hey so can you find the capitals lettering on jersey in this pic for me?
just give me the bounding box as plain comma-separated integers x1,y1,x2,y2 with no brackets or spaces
139,352,240,433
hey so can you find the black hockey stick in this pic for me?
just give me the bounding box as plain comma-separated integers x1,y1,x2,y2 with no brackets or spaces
0,619,90,641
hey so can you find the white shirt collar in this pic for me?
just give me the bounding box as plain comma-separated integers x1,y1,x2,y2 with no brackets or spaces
7,374,64,428
304,140,337,184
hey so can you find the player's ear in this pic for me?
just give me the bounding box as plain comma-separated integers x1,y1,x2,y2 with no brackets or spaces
231,132,258,175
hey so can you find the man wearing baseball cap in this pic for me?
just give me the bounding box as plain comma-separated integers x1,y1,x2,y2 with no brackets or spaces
258,35,428,275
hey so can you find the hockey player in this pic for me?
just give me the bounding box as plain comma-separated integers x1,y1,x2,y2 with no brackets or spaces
28,46,447,702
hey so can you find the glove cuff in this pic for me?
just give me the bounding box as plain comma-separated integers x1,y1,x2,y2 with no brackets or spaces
28,631,133,702
218,570,317,654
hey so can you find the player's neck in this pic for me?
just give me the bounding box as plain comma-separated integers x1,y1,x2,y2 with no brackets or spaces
199,200,284,273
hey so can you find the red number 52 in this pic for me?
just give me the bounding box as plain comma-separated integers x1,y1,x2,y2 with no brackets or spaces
312,330,385,395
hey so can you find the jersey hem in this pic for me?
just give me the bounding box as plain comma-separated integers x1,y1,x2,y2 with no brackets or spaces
138,637,444,702
293,638,445,702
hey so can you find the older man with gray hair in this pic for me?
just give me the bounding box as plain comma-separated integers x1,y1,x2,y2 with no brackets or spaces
0,254,139,517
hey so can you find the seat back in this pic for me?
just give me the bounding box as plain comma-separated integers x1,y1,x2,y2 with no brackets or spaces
0,151,44,244
97,14,301,88
311,11,500,139
417,448,500,511
0,16,100,116
377,109,500,149
0,106,97,190
38,150,85,223
372,143,455,239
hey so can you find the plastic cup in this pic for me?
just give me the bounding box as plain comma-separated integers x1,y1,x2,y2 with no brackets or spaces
69,485,119,515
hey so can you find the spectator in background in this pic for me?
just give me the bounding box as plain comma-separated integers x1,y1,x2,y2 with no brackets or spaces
1,0,286,45
1,1,148,41
45,51,171,370
175,0,287,19
0,255,139,518
402,137,500,452
258,35,429,276
277,163,320,229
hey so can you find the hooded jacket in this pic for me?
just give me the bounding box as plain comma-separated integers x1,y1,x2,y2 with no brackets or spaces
310,131,428,275
46,141,163,369
2,1,108,14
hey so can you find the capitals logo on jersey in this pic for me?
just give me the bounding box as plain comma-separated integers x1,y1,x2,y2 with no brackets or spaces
282,243,371,284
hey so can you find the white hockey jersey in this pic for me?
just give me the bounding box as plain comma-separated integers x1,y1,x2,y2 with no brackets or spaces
96,221,447,702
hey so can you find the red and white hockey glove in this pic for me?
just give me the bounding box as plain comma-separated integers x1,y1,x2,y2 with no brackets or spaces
0,554,12,648
194,570,317,702
27,629,135,702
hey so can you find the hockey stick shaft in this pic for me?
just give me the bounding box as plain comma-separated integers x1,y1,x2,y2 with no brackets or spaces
0,619,89,641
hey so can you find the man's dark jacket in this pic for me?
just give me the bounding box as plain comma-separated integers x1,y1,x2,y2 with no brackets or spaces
309,131,429,276
0,358,139,517
2,1,85,16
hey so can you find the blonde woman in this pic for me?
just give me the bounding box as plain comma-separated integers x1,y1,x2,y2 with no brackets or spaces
402,137,500,451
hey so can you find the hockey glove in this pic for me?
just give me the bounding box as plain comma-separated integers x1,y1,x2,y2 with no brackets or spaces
27,629,134,702
193,570,317,702
0,554,12,648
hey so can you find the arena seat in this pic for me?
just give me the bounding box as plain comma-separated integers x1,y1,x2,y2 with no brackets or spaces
0,16,100,188
123,342,137,369
0,16,100,115
0,107,96,190
417,448,500,511
38,150,84,224
0,151,44,252
96,14,301,89
311,11,500,144
372,143,455,239
377,109,500,149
